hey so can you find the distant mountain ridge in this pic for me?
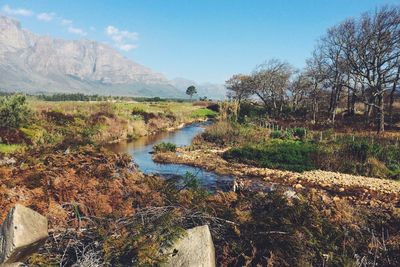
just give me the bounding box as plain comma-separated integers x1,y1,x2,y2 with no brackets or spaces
0,16,226,98
0,16,185,97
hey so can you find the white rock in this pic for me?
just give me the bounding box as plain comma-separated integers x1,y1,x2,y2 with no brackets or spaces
0,263,25,267
0,204,48,264
161,225,215,267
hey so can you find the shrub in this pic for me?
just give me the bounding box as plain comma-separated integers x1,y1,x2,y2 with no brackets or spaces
131,108,157,123
270,128,306,140
238,102,265,121
43,110,75,125
153,142,177,153
0,95,31,128
293,127,307,140
223,140,317,172
202,121,239,145
270,130,282,139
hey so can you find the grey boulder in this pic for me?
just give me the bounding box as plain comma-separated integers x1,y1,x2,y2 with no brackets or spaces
0,204,48,264
162,225,215,267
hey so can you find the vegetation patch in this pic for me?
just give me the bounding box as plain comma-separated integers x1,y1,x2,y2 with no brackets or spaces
153,142,177,153
223,140,317,172
0,95,31,129
190,108,217,118
0,143,24,154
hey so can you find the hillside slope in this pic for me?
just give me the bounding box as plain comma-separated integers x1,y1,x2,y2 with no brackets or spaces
0,16,183,97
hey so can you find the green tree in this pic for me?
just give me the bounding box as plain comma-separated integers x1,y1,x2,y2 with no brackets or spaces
0,95,31,128
186,85,197,100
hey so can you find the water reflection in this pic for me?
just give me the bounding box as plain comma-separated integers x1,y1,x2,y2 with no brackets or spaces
107,121,232,190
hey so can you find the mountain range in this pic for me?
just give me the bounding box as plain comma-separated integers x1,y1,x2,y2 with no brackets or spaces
0,16,226,99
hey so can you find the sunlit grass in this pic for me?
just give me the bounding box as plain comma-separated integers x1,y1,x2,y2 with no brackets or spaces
29,100,205,121
190,108,217,118
0,144,24,154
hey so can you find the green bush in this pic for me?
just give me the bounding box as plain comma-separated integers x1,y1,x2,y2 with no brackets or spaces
153,142,177,153
314,136,400,179
0,95,31,128
270,130,282,139
342,138,373,162
202,121,240,145
293,127,307,140
270,128,307,140
223,140,317,172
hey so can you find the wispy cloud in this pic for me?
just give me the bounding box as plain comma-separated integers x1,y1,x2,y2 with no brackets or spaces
61,19,73,26
68,26,87,36
1,5,89,38
2,5,33,16
105,25,138,51
117,44,138,51
37,12,55,22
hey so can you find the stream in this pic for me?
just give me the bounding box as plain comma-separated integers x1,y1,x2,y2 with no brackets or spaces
107,121,233,190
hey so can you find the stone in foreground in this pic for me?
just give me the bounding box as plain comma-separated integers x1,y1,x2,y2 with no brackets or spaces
0,204,48,264
162,225,215,267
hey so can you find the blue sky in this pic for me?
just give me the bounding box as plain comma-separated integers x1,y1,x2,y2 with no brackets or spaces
1,0,399,83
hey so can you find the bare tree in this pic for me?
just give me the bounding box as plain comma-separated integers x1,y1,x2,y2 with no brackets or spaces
252,59,293,115
225,74,253,103
339,6,400,133
305,51,328,123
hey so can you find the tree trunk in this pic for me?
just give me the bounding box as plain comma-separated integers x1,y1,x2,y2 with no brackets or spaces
350,90,356,116
388,67,399,129
347,87,351,115
330,86,341,125
377,94,385,134
364,103,370,126
312,97,318,124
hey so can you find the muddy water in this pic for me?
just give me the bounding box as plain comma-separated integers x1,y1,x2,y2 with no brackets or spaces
107,121,233,190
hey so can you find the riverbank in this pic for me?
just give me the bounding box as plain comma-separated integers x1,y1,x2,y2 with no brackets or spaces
0,99,217,154
154,148,400,207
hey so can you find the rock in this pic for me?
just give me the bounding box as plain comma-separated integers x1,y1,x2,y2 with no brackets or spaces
0,204,48,264
0,158,16,166
161,225,215,267
283,190,298,200
294,183,303,189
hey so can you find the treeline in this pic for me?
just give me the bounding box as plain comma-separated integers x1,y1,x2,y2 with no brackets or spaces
36,93,177,102
37,93,110,101
226,6,400,133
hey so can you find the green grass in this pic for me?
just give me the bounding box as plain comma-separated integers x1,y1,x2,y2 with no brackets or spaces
223,139,318,172
190,108,217,118
0,144,24,154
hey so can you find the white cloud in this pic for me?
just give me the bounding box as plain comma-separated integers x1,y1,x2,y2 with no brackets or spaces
37,12,55,22
117,44,137,51
59,18,87,37
2,5,33,16
105,25,138,51
68,26,87,36
61,19,73,26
